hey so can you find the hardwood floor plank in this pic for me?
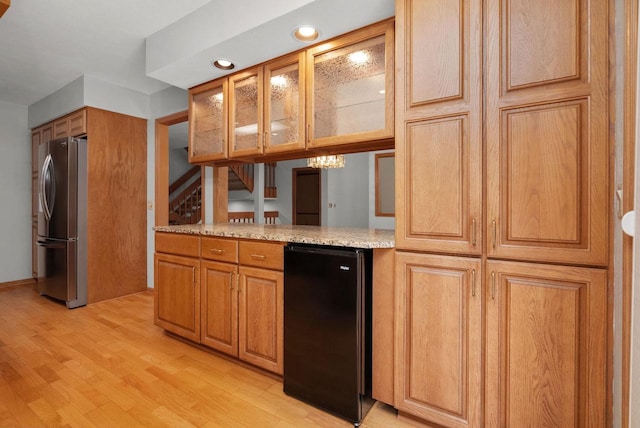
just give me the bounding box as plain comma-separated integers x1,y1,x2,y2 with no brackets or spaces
0,285,421,427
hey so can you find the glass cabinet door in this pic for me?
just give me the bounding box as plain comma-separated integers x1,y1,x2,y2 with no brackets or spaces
229,67,264,158
189,78,228,162
264,52,306,154
307,20,394,148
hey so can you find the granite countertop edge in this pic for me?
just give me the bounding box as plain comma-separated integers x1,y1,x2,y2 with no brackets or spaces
153,224,395,249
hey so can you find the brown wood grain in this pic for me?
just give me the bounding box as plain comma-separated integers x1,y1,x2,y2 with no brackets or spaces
0,285,417,427
485,260,606,428
485,0,609,267
0,0,9,19
238,266,284,375
238,240,284,270
212,166,229,223
86,107,147,303
395,0,482,257
622,0,637,425
200,260,238,356
154,253,200,342
372,248,395,405
394,251,482,428
155,232,200,258
201,236,238,263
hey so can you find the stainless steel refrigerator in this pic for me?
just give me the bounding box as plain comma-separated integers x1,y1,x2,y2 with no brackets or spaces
37,137,88,308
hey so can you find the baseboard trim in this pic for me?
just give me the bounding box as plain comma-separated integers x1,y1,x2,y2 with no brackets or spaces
0,278,36,289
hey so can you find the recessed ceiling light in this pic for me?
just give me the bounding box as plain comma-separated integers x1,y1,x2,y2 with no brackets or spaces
213,59,235,70
293,25,319,42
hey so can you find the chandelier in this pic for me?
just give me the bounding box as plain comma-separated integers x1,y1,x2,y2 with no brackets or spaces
307,155,346,169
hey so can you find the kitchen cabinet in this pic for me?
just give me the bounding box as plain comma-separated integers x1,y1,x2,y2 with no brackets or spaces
395,0,482,256
394,0,609,426
395,252,482,428
228,52,306,159
200,238,284,374
189,78,229,162
484,0,608,267
155,253,200,342
306,20,394,149
229,67,264,158
238,265,283,375
53,109,86,139
188,20,393,165
485,260,606,428
154,232,201,342
263,53,306,154
201,260,238,355
31,107,147,303
156,233,284,375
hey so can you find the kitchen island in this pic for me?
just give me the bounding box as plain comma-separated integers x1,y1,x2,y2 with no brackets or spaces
153,224,395,405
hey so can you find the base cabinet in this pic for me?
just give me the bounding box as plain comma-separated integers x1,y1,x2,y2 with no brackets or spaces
238,266,284,375
200,260,238,355
485,260,607,428
155,233,284,375
154,253,200,342
395,252,482,428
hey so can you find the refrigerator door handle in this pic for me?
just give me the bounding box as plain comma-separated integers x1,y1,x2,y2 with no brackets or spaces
40,153,55,221
37,240,66,249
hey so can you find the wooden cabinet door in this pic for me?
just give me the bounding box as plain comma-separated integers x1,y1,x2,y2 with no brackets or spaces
306,20,394,149
238,266,283,375
229,67,264,158
485,260,606,428
154,253,200,342
53,117,69,139
395,252,482,428
189,78,229,162
68,110,86,136
200,261,238,356
485,0,608,266
263,52,306,154
395,0,482,255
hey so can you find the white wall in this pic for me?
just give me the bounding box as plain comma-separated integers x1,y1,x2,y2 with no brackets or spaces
148,86,189,286
369,150,395,230
0,100,31,282
325,152,369,228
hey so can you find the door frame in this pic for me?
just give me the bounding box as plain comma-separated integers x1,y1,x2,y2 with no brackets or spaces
291,167,321,225
622,0,637,425
154,111,196,226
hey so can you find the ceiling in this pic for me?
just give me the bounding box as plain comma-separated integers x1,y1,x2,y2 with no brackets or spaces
0,0,394,107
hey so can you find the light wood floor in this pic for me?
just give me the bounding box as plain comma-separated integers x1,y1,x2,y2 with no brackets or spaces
0,284,422,427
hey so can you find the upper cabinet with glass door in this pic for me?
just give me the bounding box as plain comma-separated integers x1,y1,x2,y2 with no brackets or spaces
264,52,306,154
189,78,228,162
229,67,264,158
306,20,394,149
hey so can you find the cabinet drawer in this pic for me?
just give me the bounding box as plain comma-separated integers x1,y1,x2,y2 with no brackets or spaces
201,237,238,263
239,241,284,270
155,232,200,258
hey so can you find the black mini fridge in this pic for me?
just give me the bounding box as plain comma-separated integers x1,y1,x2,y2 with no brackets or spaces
283,244,373,427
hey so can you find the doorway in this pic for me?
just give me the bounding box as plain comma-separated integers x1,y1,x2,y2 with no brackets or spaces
292,167,321,225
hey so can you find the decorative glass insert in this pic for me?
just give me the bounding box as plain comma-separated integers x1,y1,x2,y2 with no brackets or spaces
268,63,301,147
192,86,225,157
233,75,259,151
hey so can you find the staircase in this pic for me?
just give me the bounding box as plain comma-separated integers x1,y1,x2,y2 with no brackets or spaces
228,163,277,198
169,167,202,225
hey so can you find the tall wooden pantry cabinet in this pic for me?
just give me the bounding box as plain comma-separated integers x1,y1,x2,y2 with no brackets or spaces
394,0,609,427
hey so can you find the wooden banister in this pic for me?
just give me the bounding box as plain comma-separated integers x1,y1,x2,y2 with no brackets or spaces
169,175,202,225
229,164,254,193
169,166,200,195
228,211,279,224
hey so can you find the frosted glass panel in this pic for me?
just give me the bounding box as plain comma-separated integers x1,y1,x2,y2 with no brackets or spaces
192,87,224,157
269,64,300,147
234,75,259,151
314,35,386,139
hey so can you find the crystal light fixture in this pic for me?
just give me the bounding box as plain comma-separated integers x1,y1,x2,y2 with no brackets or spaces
307,155,346,169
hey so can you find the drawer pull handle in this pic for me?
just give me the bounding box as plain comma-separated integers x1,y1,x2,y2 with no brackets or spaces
250,254,266,260
210,248,223,254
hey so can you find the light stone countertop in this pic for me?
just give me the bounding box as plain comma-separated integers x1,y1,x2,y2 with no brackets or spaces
153,223,395,249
